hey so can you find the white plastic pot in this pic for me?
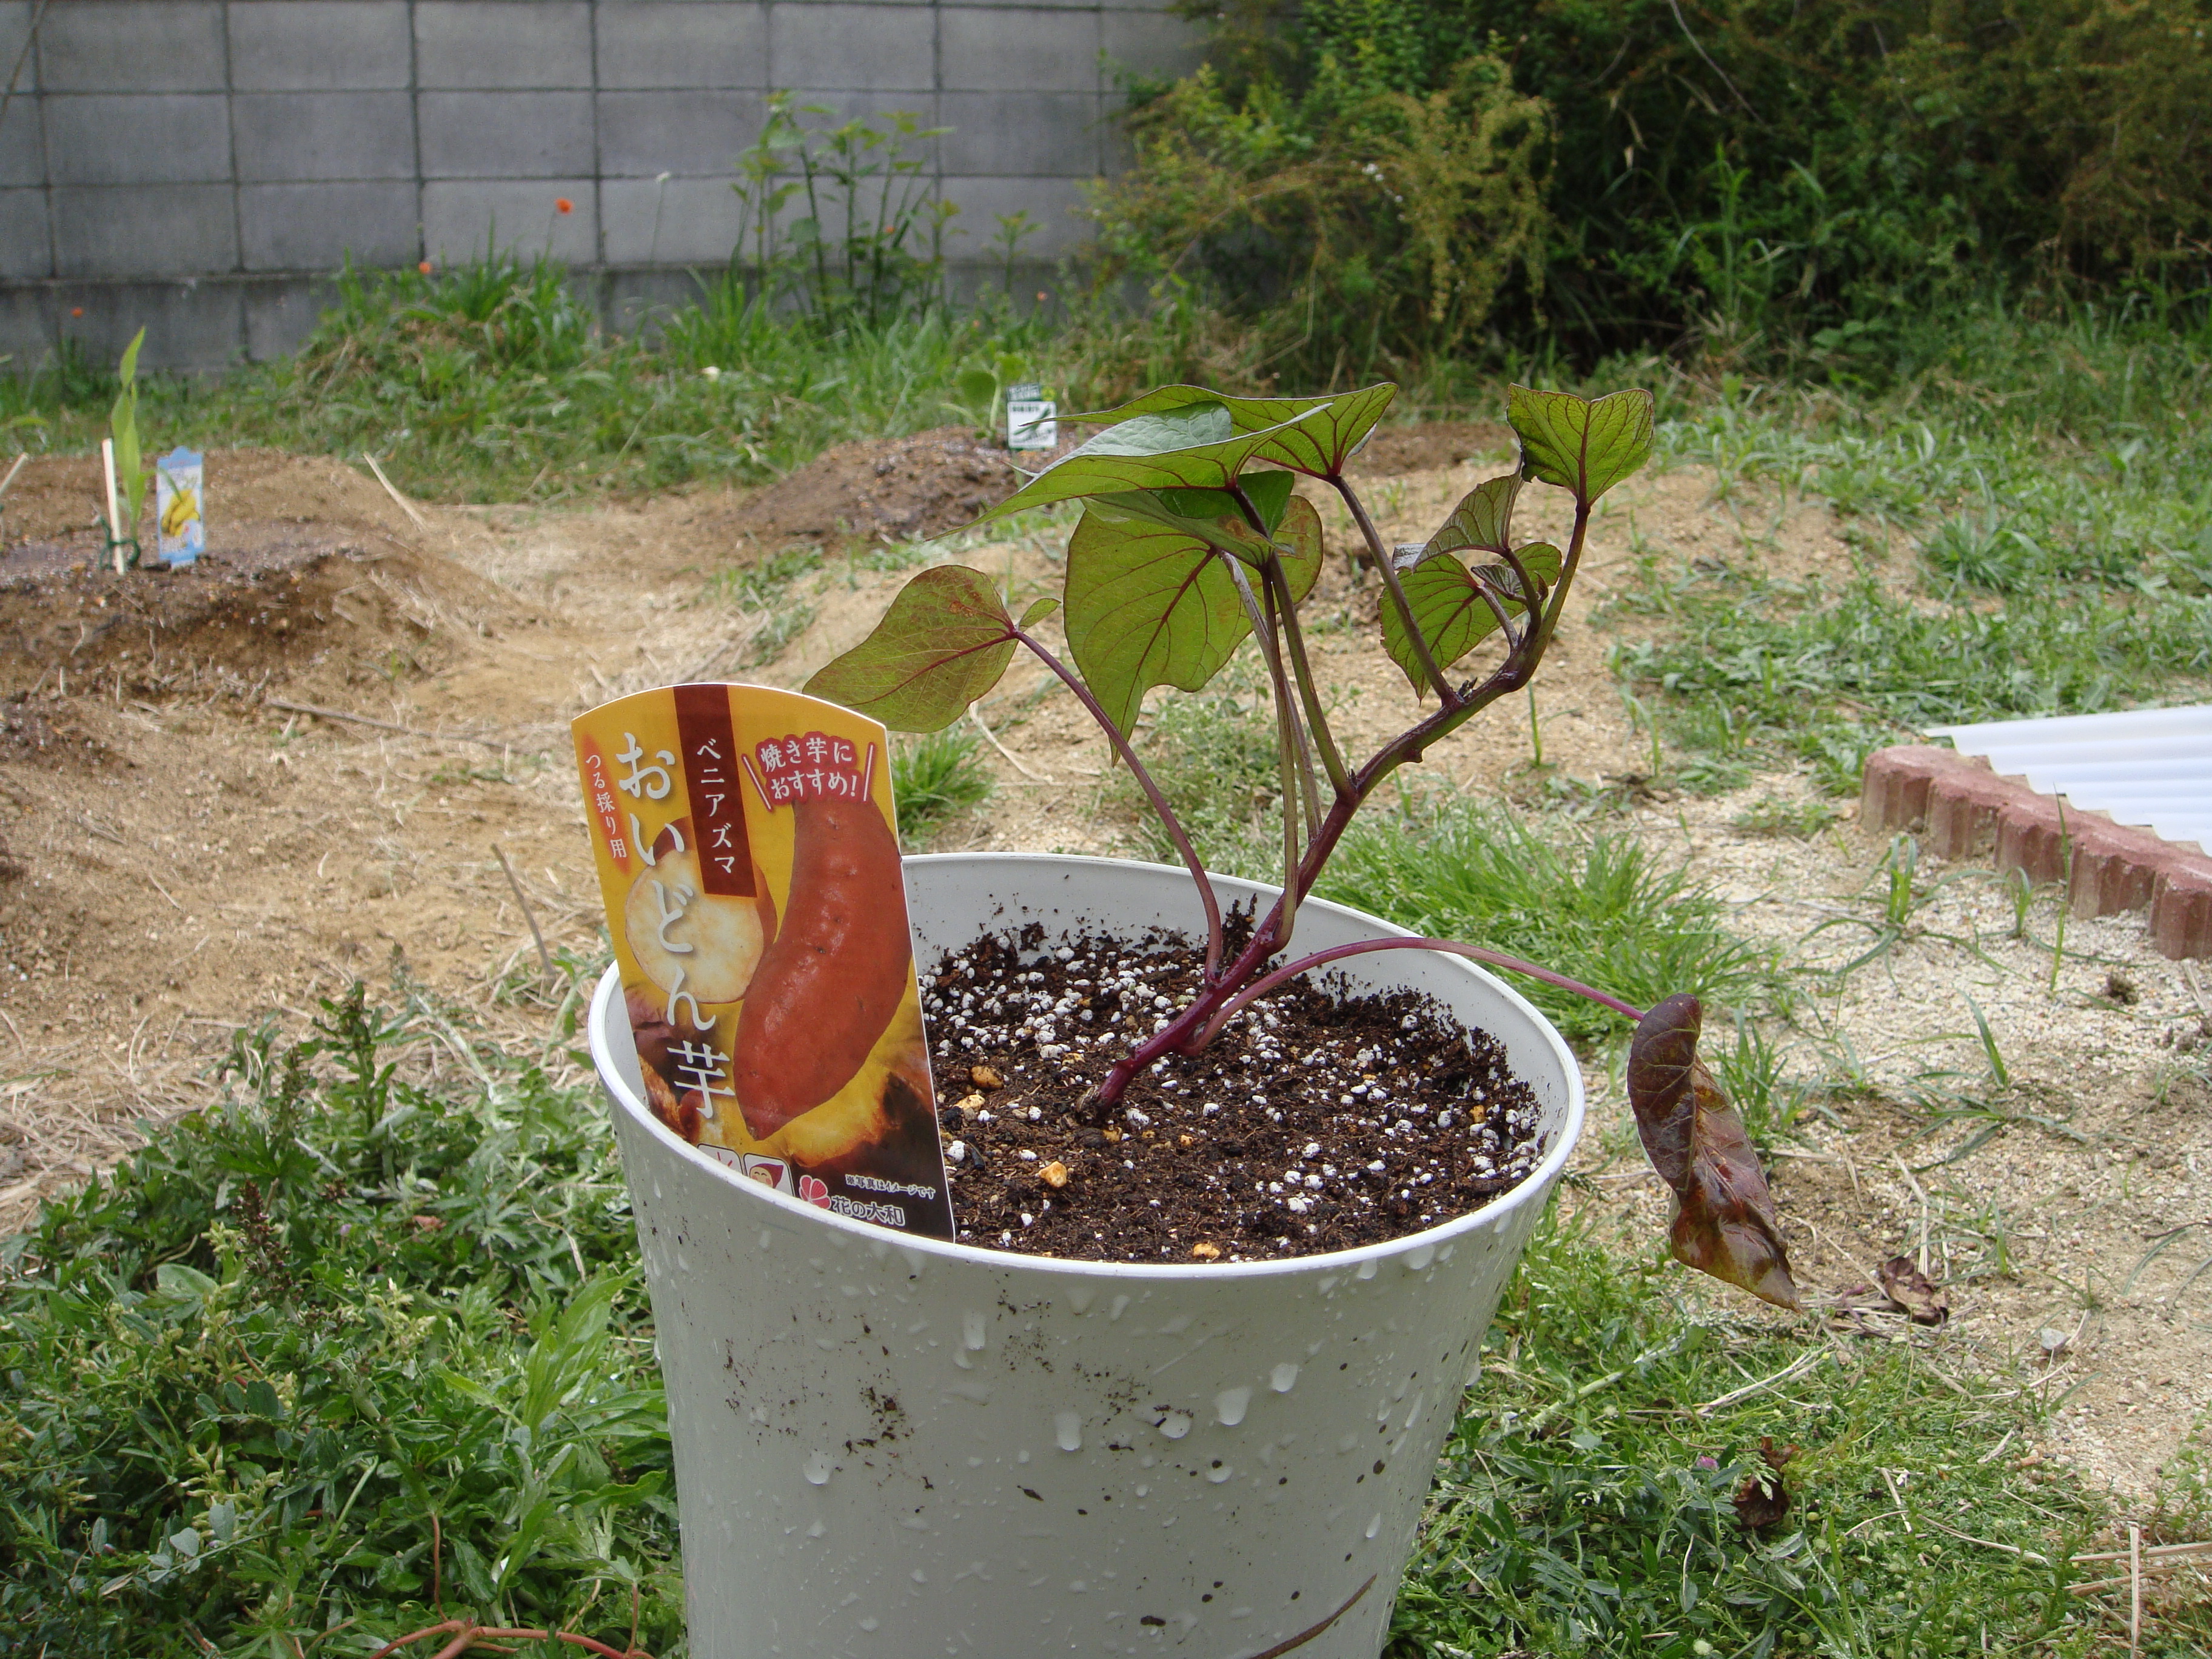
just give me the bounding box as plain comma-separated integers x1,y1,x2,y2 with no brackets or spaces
590,854,1585,1658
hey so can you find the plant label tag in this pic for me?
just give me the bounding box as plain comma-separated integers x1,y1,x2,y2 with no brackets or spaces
1005,387,1056,451
154,448,204,566
574,682,956,1239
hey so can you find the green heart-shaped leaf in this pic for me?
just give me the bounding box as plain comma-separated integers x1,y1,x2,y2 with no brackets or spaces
803,565,1016,732
1088,469,1298,565
1508,386,1655,506
955,367,997,409
1065,494,1325,734
1380,541,1561,695
1424,474,1522,558
1162,466,1297,532
971,404,1329,527
1064,384,1398,479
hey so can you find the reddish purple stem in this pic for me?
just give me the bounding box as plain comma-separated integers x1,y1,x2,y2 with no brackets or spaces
1014,628,1225,981
1193,937,1644,1047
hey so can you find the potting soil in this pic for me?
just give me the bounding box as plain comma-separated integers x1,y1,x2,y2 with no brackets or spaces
925,923,1546,1262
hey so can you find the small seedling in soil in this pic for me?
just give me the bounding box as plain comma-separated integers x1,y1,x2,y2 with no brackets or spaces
106,327,148,570
810,382,1798,1307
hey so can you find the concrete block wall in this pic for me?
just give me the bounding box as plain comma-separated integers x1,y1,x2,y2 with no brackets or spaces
0,0,1205,370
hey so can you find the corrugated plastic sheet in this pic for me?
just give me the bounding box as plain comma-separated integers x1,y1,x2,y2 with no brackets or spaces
1927,705,2212,854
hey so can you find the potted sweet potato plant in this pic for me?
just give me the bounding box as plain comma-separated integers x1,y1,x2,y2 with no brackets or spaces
586,381,1795,1658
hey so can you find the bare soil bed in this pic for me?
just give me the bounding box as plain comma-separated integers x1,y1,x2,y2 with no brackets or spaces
1,426,2205,1510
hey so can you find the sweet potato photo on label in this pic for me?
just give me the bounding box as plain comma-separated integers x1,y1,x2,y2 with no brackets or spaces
622,824,776,1004
732,793,911,1136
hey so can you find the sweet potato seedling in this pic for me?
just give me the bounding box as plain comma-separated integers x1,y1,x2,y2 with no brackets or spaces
808,383,1798,1307
104,327,147,571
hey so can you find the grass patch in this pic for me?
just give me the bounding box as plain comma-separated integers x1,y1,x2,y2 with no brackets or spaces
1319,800,1781,1048
0,985,679,1658
2,992,2197,1655
1107,663,1285,879
1606,306,2212,793
1732,796,1843,839
891,725,994,849
700,544,825,669
1387,1206,2203,1658
2,253,1066,504
1612,569,2212,794
1099,675,1776,1048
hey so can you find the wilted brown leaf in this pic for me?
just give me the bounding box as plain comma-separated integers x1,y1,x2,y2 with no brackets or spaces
1627,994,1801,1310
1732,1437,1800,1532
1875,1255,1949,1326
1733,1470,1791,1531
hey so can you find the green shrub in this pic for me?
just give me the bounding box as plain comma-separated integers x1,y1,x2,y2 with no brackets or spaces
1092,52,1550,378
1105,0,2212,372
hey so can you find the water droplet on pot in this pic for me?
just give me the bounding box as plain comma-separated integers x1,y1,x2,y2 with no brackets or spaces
1068,1285,1096,1315
1270,1362,1299,1393
1404,1242,1436,1271
1206,1464,1233,1484
912,1569,927,1583
1109,1294,1131,1321
1355,1261,1378,1281
806,1518,826,1538
859,1615,880,1632
1056,1411,1082,1452
1365,1512,1382,1538
1158,1411,1192,1440
757,1228,774,1251
803,1452,832,1485
963,1311,987,1350
1215,1386,1251,1426
675,1250,691,1272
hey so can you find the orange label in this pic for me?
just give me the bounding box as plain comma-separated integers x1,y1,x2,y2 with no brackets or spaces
573,683,953,1238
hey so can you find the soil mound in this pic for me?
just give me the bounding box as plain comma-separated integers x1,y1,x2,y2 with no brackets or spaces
1,523,388,688
710,426,1042,552
685,418,1509,564
0,452,528,695
1346,421,1512,477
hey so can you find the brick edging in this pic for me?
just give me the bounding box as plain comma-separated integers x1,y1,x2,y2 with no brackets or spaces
1860,745,2212,960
